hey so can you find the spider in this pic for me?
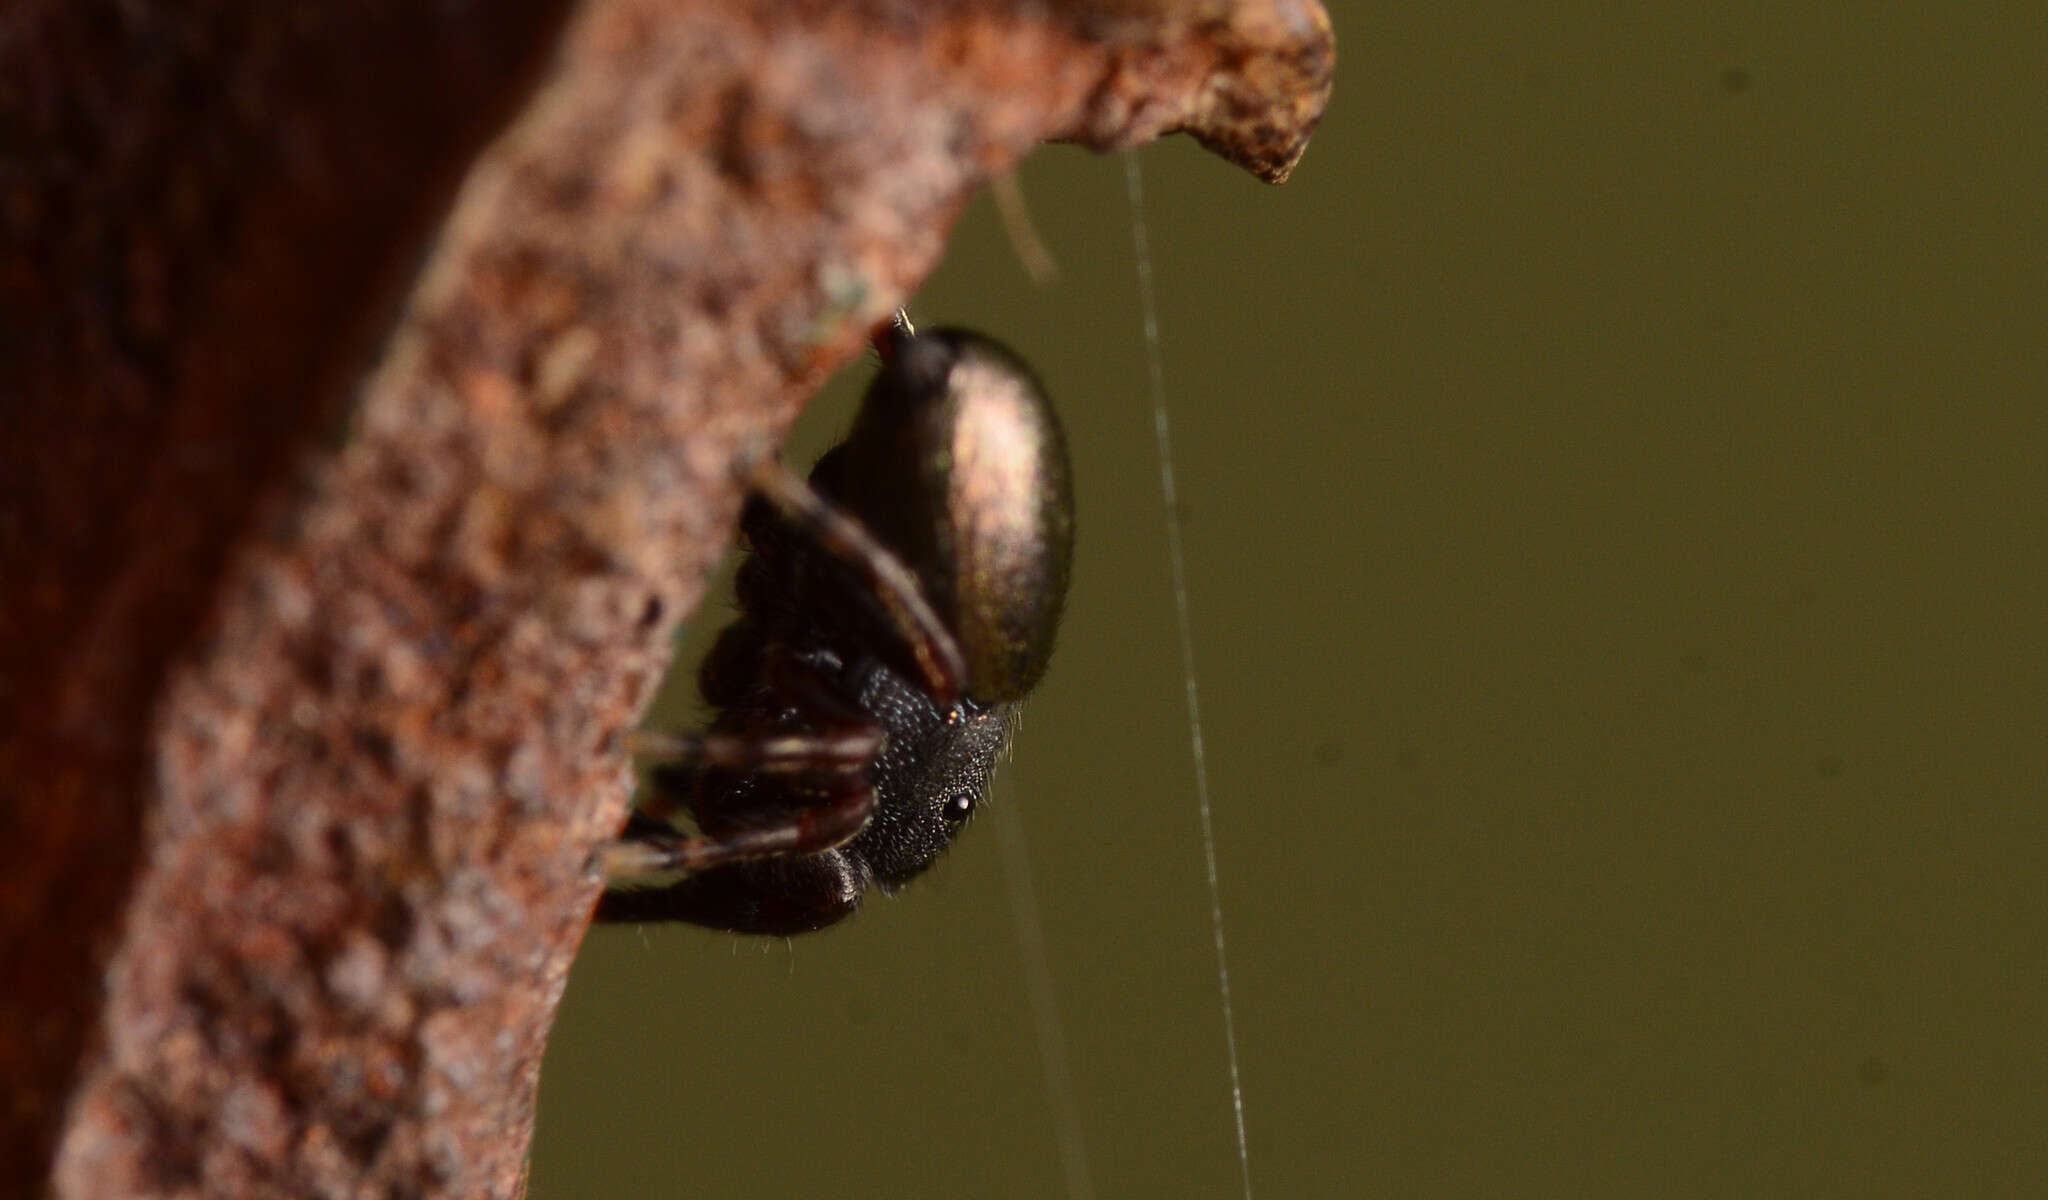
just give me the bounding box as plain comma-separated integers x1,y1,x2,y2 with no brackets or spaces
597,317,1075,934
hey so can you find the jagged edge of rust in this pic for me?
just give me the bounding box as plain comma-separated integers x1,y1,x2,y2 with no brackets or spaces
17,1,1332,1196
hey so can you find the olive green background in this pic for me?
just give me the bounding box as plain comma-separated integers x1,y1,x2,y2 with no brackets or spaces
530,3,2047,1195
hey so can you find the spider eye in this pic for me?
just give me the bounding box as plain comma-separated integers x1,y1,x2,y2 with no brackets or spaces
942,791,976,822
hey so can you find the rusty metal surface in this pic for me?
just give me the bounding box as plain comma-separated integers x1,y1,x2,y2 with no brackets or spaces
2,1,1331,1195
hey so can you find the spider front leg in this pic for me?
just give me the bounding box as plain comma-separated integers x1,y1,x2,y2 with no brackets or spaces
602,649,884,880
597,744,875,879
620,637,885,828
595,650,890,933
742,453,968,704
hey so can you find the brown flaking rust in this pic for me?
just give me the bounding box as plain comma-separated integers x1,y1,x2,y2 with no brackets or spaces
8,1,1332,1196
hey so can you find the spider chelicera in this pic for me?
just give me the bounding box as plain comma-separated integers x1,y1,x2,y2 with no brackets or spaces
597,317,1075,935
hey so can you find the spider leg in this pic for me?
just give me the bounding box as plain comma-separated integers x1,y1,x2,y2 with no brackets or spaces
617,723,880,829
597,776,875,881
742,452,967,702
607,650,884,875
622,649,884,823
624,727,882,776
595,846,869,934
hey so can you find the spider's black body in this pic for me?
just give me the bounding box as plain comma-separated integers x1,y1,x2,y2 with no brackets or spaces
598,324,1074,935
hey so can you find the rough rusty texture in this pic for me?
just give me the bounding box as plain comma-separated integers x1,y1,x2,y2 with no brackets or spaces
0,0,579,1185
4,0,1332,1196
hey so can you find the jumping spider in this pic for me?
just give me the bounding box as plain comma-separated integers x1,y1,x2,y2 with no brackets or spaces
598,318,1075,934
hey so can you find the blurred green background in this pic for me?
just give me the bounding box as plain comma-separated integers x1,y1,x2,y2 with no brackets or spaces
531,3,2047,1195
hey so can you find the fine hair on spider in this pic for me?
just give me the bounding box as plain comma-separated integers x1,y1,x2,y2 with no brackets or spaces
598,314,1075,935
